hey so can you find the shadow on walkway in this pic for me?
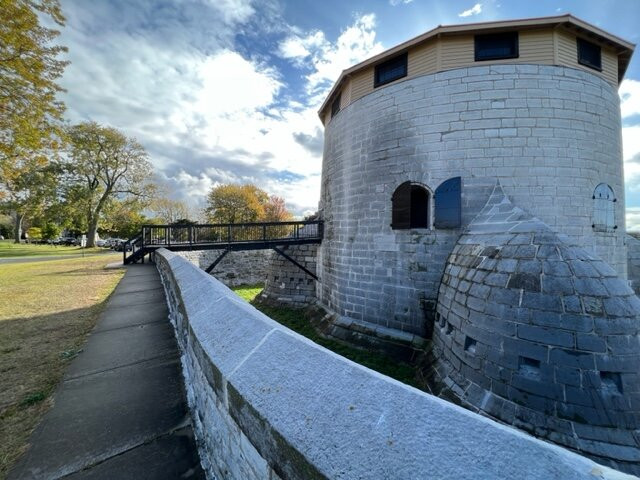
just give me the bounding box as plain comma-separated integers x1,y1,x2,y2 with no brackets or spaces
8,263,204,480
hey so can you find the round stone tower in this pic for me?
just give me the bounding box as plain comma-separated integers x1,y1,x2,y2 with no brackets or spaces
315,15,639,473
317,15,633,340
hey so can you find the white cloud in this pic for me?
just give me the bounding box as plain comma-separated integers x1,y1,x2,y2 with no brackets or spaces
389,0,413,5
56,4,388,216
623,126,640,165
626,208,640,231
459,3,482,17
278,31,325,63
620,79,640,119
177,50,282,123
623,126,640,202
203,0,255,25
278,14,384,102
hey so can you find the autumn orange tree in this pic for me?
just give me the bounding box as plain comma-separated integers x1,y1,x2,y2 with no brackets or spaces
204,184,292,223
0,0,68,242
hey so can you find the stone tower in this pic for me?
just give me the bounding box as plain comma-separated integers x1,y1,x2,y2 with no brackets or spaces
313,14,639,474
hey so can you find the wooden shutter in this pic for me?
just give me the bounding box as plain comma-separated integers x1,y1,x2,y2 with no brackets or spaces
593,183,615,231
434,177,461,229
392,182,412,229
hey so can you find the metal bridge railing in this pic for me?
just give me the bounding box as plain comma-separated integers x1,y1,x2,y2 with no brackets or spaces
141,220,322,247
123,220,323,264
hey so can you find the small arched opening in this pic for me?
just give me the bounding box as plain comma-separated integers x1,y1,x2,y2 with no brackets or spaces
391,182,430,230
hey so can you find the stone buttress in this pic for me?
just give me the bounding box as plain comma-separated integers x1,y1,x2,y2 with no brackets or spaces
432,184,640,474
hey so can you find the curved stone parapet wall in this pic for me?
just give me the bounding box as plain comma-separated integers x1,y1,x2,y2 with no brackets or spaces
319,64,626,337
154,248,631,480
432,185,640,474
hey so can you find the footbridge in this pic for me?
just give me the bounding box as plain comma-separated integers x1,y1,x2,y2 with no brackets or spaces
123,220,323,279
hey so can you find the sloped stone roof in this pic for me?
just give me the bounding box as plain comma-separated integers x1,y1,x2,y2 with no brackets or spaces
433,183,640,474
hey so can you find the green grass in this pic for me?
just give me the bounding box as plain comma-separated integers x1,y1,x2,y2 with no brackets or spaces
232,285,419,389
19,392,47,408
0,240,109,258
233,284,264,302
0,256,125,478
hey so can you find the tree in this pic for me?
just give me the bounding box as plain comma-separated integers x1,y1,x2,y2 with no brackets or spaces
0,0,68,242
26,226,41,241
150,197,192,224
171,218,197,226
204,184,291,224
1,159,61,242
65,122,154,247
41,221,60,241
0,214,13,238
263,195,293,222
99,198,149,239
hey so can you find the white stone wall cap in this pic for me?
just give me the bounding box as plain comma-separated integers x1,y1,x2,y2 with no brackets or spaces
155,249,631,479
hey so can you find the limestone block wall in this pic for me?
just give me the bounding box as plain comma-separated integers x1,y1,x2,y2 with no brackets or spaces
319,64,626,337
174,249,271,287
626,234,640,295
432,186,640,474
258,243,317,307
154,248,629,480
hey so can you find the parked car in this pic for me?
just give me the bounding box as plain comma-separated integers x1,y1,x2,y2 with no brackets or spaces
60,236,78,246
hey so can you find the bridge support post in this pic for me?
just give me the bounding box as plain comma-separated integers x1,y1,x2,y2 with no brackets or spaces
272,246,318,280
205,248,231,274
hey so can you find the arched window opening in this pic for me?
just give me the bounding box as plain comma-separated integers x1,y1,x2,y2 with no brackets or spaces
434,177,462,229
593,183,616,232
391,182,430,230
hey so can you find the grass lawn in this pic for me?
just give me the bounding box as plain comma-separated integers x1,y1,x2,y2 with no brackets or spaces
232,285,419,389
0,256,125,478
0,240,108,258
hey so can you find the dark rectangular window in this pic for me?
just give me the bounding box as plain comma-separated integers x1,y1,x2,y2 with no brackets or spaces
600,372,623,395
374,53,407,88
518,357,541,380
474,32,519,61
464,336,477,353
577,38,602,71
331,93,341,118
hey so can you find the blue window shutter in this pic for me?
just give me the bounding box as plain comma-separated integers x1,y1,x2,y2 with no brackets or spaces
434,177,461,229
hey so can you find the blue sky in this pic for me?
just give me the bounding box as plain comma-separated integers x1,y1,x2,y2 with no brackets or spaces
57,0,640,225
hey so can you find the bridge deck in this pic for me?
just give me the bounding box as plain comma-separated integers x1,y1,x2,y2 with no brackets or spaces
123,220,323,267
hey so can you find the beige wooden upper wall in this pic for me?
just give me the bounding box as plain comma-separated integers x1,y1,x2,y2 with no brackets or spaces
323,27,621,125
556,29,618,86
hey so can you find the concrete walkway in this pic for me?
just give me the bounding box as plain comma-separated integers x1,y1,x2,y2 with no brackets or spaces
9,264,204,480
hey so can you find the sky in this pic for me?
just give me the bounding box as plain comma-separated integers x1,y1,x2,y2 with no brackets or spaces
56,0,640,225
